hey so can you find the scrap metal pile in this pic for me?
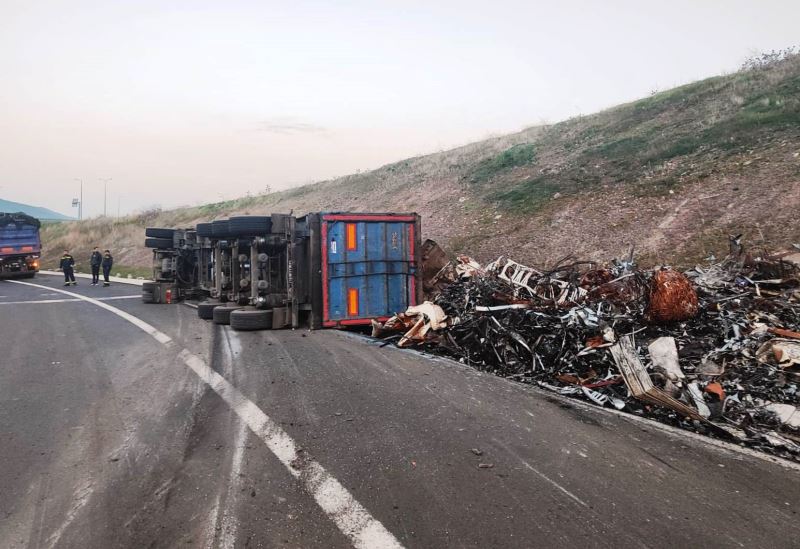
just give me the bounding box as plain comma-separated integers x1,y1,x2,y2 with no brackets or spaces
376,240,800,460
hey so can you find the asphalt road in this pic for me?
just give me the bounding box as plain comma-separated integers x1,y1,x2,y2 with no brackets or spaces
1,274,798,549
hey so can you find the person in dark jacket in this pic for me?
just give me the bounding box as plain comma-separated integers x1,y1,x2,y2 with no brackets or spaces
60,250,76,286
101,250,114,286
90,247,102,285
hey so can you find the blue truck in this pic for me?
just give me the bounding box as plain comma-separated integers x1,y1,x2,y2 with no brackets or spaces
0,212,41,278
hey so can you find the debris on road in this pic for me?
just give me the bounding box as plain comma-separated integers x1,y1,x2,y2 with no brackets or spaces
373,239,800,461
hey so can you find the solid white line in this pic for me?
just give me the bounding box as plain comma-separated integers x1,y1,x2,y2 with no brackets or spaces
9,279,403,549
0,295,140,305
179,349,402,549
8,281,171,345
38,270,146,286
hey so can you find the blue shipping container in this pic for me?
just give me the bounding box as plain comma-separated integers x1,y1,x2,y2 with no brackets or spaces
321,213,420,327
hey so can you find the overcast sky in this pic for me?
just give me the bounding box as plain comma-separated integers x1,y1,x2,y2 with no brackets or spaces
1,0,797,218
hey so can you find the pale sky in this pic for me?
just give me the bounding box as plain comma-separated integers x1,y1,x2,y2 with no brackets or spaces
0,0,797,218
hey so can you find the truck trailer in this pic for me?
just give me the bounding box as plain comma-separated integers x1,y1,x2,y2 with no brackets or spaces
142,212,422,331
0,212,41,279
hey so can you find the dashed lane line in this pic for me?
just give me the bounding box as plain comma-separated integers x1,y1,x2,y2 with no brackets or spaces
8,279,404,549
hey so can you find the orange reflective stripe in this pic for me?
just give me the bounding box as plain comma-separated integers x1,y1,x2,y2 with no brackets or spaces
346,223,357,251
347,288,359,316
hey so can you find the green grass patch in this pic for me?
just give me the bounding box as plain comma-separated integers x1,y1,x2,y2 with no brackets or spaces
110,265,152,279
632,77,722,113
591,136,651,159
197,200,237,216
469,143,536,184
642,136,704,163
490,176,562,213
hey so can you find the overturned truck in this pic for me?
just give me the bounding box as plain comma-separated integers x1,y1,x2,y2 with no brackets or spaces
143,212,422,332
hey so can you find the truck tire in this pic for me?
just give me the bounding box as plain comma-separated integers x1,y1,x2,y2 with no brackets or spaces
196,222,213,237
211,220,231,238
212,304,243,325
230,308,273,331
145,228,175,239
228,216,272,237
142,282,158,303
145,237,174,249
197,301,219,320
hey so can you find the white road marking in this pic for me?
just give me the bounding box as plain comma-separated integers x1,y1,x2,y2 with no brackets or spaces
519,460,588,508
211,328,245,549
9,281,173,345
204,495,221,549
180,349,402,549
0,295,140,305
219,417,247,549
38,270,146,286
492,438,588,508
45,480,94,549
9,279,404,549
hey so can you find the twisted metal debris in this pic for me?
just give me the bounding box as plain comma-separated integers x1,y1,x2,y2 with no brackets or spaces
375,240,800,461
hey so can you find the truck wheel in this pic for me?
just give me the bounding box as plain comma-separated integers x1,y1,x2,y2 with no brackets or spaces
197,301,219,320
228,216,272,236
142,282,158,303
196,222,213,237
230,308,273,331
145,228,175,239
145,237,173,249
212,304,243,325
211,220,231,238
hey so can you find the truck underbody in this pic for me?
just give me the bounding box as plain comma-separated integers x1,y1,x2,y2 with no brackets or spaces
0,255,39,278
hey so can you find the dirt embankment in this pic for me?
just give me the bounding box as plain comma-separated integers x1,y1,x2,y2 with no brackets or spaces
42,54,800,271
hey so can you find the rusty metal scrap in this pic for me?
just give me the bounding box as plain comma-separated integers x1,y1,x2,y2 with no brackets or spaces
377,239,800,461
645,269,699,323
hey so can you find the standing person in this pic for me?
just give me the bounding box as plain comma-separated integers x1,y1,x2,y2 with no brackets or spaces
90,247,102,285
101,249,114,287
60,250,76,286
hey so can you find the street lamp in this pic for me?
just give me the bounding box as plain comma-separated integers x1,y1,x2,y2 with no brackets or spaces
99,178,112,217
72,178,83,220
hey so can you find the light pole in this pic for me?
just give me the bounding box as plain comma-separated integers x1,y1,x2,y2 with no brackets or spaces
99,178,112,217
72,178,83,220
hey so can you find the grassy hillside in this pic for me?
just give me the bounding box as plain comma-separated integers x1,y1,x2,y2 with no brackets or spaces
41,53,800,272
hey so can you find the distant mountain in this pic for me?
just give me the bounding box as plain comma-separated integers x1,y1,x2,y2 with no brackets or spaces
0,198,74,221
